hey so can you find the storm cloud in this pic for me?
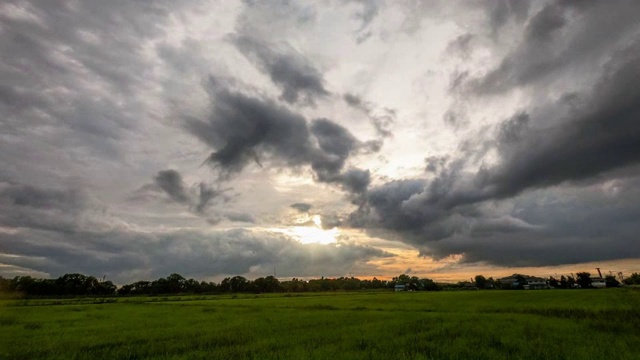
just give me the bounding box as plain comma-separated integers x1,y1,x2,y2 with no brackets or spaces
290,203,313,213
232,35,329,105
471,40,640,201
0,178,390,282
348,6,640,266
471,0,640,94
154,170,190,204
185,77,373,194
142,170,249,224
0,227,393,283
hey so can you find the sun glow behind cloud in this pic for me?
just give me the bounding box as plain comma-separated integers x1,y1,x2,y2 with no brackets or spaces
271,215,340,245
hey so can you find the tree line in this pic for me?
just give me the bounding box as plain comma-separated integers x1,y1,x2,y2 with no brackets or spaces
2,271,638,297
466,272,635,290
0,273,441,297
0,273,117,296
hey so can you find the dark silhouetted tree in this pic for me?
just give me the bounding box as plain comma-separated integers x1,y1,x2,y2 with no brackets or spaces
394,274,411,284
605,275,620,288
228,276,249,292
253,276,282,293
576,272,592,288
419,278,441,291
475,275,487,289
623,273,640,285
0,276,9,293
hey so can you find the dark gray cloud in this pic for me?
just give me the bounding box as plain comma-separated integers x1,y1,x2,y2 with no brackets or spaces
349,179,427,232
348,40,640,266
496,112,529,147
0,177,388,282
342,93,361,107
185,77,313,175
471,0,640,94
223,212,256,224
320,213,343,230
484,0,531,36
0,181,95,233
143,170,250,223
0,182,85,212
231,35,329,105
154,170,190,204
475,45,640,200
0,0,195,197
523,3,566,42
0,0,177,139
353,172,640,268
186,77,373,194
290,203,313,213
425,156,448,174
196,183,222,214
422,176,640,267
311,118,358,159
309,118,360,186
0,227,392,282
335,168,371,195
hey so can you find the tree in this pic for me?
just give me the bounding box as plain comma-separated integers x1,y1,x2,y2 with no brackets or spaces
93,280,116,295
623,273,640,285
165,273,187,293
419,278,441,291
253,276,282,293
56,273,102,295
576,272,592,288
475,275,487,289
184,278,202,293
281,278,307,292
605,275,620,288
559,275,568,289
228,276,249,292
0,276,9,294
394,274,412,285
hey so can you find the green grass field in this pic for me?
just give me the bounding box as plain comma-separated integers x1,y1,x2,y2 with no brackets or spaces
1,289,639,360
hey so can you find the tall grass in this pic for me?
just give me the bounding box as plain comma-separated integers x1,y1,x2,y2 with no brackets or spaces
0,288,638,359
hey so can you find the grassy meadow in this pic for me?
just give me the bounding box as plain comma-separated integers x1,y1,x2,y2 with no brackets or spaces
1,288,639,360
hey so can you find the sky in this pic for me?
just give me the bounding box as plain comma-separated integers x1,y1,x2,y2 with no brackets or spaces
1,0,640,284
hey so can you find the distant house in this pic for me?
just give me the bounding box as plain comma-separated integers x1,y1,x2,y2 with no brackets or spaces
591,277,606,288
524,277,548,290
498,274,549,289
394,284,406,292
498,275,519,287
462,283,478,290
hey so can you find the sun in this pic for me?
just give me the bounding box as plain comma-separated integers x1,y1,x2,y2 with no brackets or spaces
273,215,340,245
